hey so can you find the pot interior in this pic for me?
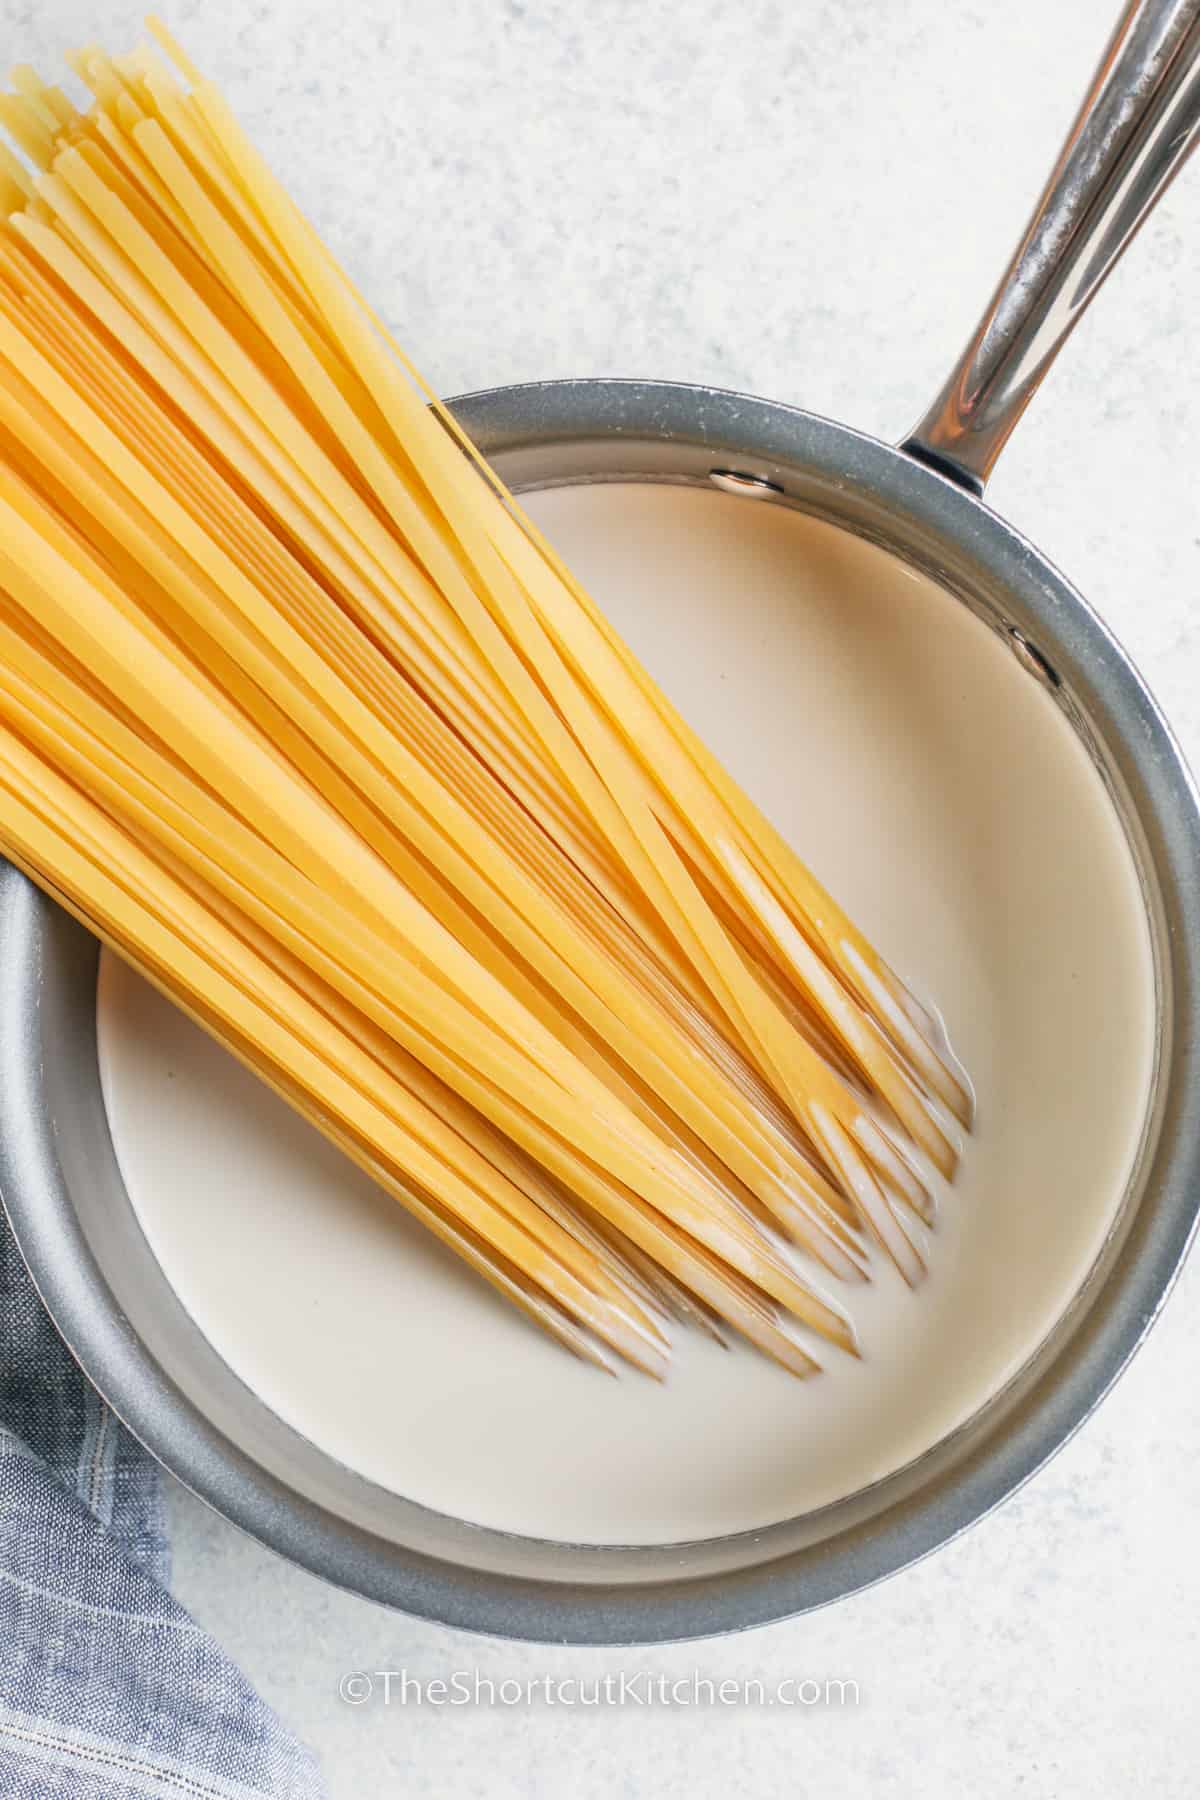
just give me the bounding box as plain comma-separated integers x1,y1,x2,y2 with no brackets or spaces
5,388,1197,1641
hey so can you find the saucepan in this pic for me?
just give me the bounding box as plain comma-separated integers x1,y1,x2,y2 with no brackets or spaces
2,0,1199,1643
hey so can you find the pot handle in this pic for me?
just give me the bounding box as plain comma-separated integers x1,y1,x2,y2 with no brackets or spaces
903,0,1200,494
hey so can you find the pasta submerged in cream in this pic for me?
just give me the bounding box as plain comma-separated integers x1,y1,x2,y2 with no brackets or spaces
100,487,1156,1543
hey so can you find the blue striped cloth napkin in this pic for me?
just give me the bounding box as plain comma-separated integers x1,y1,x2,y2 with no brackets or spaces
0,1216,328,1799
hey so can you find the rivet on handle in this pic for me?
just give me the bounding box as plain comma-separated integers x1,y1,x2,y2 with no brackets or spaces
708,469,784,499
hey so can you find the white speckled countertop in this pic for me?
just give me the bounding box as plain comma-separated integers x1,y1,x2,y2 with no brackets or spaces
15,0,1200,1793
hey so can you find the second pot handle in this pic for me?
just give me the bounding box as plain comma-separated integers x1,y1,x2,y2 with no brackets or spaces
903,0,1200,494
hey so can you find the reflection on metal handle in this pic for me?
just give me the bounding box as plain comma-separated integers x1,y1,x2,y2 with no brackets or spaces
904,0,1200,493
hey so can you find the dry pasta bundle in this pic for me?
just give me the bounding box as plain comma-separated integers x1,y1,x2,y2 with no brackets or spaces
0,21,971,1376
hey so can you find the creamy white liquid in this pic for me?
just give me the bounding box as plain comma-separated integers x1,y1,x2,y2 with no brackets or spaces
97,485,1156,1544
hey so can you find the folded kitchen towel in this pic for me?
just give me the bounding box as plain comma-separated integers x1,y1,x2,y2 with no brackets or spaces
0,1214,328,1800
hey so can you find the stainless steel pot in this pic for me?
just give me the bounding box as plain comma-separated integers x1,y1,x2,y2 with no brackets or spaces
2,0,1199,1644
